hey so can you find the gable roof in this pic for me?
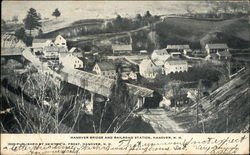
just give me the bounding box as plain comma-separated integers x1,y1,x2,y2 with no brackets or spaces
152,49,168,55
33,39,49,43
44,46,68,52
165,57,188,65
61,68,154,97
166,45,190,49
206,43,228,49
69,47,76,53
112,44,132,51
96,61,116,71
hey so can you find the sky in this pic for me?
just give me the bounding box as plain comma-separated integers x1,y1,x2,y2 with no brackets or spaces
2,1,210,21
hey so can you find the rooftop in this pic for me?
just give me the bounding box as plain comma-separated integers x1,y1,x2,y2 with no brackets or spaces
96,61,116,71
33,38,51,43
165,57,188,65
152,49,168,54
112,44,132,51
206,43,228,49
44,46,68,52
62,68,154,97
166,45,190,49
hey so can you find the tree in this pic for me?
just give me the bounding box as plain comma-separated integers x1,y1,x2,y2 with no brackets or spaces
14,27,26,40
1,19,7,31
136,14,142,21
90,66,138,133
1,64,84,133
144,11,152,18
52,8,61,18
12,16,19,24
23,8,42,36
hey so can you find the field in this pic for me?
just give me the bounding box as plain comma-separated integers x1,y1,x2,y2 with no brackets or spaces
156,17,250,49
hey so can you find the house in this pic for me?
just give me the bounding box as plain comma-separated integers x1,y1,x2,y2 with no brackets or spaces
216,50,232,60
205,43,229,55
139,58,162,79
54,35,67,48
164,58,188,75
151,49,169,60
112,44,132,55
43,46,67,59
60,53,84,69
205,43,231,60
166,45,190,54
92,61,116,79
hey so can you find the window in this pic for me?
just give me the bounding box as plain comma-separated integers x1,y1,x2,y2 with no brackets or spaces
62,43,65,45
74,64,76,68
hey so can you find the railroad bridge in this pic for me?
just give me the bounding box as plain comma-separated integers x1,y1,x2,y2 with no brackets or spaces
59,67,154,109
22,48,155,112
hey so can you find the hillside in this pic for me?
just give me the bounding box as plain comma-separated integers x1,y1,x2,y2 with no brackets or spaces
156,17,250,49
171,68,249,133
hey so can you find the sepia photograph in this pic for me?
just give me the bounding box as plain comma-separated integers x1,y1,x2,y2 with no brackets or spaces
1,0,249,153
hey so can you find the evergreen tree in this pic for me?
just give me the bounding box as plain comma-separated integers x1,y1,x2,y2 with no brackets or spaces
52,8,61,18
23,8,42,36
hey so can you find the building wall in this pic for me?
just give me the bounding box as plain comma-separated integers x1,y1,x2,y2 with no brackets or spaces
44,51,59,59
101,70,116,79
54,36,67,48
139,61,160,79
164,62,188,74
61,55,83,69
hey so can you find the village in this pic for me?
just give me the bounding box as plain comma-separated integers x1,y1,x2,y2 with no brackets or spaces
1,1,249,133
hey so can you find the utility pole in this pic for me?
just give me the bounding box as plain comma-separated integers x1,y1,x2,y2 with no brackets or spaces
196,79,202,125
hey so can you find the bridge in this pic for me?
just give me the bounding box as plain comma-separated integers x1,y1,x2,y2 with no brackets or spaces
22,48,155,111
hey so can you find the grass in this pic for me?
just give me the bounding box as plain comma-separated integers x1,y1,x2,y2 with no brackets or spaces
156,17,250,49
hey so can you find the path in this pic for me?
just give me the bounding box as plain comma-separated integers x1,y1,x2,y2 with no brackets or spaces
137,108,187,133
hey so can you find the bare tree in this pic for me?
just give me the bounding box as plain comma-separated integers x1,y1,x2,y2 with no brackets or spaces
2,64,85,133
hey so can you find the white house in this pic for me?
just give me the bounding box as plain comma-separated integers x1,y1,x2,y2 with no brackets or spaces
93,62,116,79
112,44,132,55
164,58,188,75
60,53,84,69
205,43,229,55
139,58,161,79
151,49,169,60
54,35,67,48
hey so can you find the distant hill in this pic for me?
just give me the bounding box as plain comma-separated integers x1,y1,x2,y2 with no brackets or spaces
156,17,250,49
200,31,250,49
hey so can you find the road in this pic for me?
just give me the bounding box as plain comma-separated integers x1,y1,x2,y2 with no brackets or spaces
137,108,187,133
